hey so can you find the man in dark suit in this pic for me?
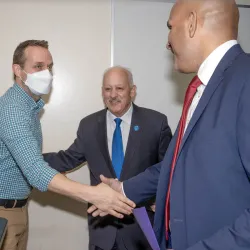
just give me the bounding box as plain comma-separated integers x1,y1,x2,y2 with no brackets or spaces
44,66,172,250
89,1,250,250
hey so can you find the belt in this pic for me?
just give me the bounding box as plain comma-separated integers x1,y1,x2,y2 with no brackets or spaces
0,198,28,208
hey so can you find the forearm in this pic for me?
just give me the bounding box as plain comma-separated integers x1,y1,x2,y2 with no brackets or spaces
43,151,82,173
50,174,136,219
124,162,162,204
44,123,86,172
48,173,93,203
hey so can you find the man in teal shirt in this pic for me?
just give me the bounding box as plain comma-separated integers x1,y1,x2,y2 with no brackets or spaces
0,40,135,250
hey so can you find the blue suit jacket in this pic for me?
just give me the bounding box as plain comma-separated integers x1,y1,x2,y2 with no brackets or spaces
124,45,250,250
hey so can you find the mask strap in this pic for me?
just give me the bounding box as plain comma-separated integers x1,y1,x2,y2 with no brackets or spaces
18,69,27,84
22,69,28,75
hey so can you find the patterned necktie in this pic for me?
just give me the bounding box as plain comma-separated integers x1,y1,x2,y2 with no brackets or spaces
165,76,202,240
112,118,124,179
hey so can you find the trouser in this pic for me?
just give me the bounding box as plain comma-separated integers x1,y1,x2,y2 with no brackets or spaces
89,234,125,250
0,205,28,250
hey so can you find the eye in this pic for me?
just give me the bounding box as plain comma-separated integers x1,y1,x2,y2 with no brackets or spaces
167,21,172,30
48,65,53,72
33,64,44,71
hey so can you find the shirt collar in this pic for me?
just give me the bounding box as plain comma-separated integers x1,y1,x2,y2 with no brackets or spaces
13,83,44,112
198,40,238,86
107,103,133,125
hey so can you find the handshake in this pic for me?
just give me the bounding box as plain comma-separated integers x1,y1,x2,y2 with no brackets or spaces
87,175,135,218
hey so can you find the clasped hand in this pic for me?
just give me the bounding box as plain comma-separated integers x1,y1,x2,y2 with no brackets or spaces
88,175,129,218
88,175,134,218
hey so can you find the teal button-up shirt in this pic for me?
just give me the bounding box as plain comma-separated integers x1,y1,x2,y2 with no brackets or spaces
0,83,58,199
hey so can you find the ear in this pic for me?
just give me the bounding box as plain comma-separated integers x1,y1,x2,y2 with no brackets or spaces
130,85,137,100
12,64,22,79
188,11,197,38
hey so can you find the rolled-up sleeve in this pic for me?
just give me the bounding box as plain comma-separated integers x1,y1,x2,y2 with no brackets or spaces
0,104,58,192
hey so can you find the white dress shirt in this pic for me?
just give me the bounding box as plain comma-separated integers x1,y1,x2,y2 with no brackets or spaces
185,40,238,131
106,104,133,158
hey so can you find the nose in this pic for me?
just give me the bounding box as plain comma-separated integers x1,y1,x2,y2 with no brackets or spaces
110,89,117,98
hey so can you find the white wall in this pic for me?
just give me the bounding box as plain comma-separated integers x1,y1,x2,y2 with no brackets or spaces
0,1,111,249
113,0,183,131
113,0,250,132
0,0,250,249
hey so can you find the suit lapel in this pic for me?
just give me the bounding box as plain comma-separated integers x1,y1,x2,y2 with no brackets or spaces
178,44,244,158
120,104,141,180
97,110,116,178
178,76,223,154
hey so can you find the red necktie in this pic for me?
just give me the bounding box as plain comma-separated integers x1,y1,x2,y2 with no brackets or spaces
165,75,202,239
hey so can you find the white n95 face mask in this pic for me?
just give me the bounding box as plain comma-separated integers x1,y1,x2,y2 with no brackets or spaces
23,69,53,96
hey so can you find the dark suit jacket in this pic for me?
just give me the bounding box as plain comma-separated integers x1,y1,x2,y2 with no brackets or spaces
124,45,250,250
44,104,172,250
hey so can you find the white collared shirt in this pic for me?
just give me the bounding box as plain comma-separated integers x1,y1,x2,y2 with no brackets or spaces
184,40,238,131
106,104,133,158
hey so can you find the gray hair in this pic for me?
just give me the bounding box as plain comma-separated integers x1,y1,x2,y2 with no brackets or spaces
103,65,134,87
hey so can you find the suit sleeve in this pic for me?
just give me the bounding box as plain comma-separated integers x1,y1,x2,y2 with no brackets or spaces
186,76,250,250
43,120,86,172
158,115,172,161
123,114,172,204
123,161,162,204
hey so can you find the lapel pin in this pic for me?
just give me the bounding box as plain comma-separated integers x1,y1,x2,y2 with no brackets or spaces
134,125,139,131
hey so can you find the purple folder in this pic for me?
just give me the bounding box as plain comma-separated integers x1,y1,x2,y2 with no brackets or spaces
133,207,160,250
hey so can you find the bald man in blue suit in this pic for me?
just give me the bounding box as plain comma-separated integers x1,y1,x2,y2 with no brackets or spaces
89,0,250,250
